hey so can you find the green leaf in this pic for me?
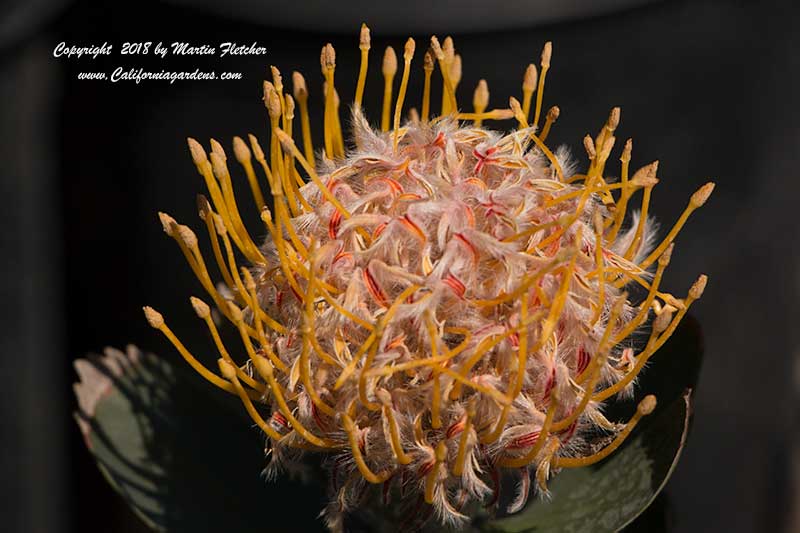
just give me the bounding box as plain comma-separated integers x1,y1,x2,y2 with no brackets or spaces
73,345,328,532
74,315,701,533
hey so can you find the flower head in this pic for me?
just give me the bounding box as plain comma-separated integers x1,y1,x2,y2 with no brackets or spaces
144,26,711,530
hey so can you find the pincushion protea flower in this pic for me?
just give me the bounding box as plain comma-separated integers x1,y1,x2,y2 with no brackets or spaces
143,25,711,530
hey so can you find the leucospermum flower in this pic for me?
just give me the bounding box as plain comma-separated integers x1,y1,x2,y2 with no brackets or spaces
143,25,712,530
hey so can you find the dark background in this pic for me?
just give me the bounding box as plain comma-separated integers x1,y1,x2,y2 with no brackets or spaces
2,0,798,531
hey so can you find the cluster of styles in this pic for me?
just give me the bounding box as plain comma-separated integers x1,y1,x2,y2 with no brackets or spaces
143,25,711,530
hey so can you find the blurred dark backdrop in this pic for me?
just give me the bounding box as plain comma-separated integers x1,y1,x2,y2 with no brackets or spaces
1,0,798,531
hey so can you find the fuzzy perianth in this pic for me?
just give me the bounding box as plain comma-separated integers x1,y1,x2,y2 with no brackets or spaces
146,29,712,531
